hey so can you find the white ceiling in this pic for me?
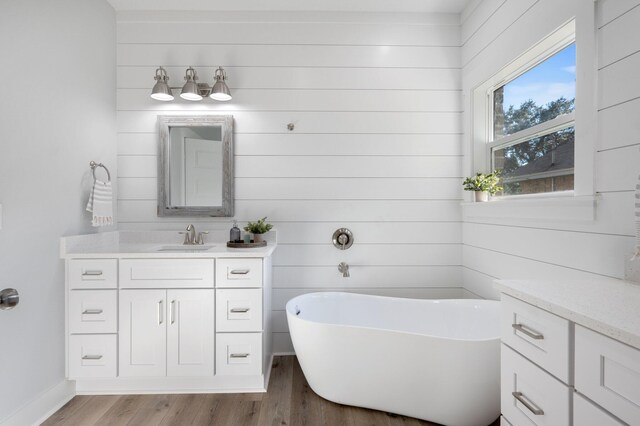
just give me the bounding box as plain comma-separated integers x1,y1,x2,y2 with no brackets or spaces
106,0,473,13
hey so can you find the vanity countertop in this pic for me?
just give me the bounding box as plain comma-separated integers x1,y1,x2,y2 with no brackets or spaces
495,278,640,350
60,230,277,259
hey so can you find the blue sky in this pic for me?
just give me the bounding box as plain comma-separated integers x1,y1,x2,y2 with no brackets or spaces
502,43,576,109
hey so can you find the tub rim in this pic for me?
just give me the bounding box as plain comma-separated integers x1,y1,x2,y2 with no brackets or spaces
286,291,501,343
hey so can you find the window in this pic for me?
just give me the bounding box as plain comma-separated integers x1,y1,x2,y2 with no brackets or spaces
489,44,576,196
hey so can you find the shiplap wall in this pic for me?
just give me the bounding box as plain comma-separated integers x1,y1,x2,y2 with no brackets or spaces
461,0,639,299
116,11,464,352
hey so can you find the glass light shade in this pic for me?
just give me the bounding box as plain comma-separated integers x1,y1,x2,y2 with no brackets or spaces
210,80,232,101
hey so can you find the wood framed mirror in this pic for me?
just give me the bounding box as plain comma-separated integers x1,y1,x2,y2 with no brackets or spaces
157,115,234,217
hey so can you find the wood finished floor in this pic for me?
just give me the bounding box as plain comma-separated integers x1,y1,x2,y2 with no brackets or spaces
43,356,500,426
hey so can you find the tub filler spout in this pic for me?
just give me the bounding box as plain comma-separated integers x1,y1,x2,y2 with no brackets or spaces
338,262,349,277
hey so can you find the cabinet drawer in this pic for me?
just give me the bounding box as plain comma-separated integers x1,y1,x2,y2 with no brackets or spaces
500,416,513,426
216,258,262,288
501,294,571,383
501,344,571,426
216,333,262,376
575,325,640,425
216,289,262,332
69,334,117,379
120,259,214,288
574,393,624,426
69,290,117,334
68,259,117,289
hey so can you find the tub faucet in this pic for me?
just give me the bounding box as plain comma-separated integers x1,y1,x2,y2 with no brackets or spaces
338,262,350,278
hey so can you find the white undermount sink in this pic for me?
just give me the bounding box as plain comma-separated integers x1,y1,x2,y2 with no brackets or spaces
156,244,216,252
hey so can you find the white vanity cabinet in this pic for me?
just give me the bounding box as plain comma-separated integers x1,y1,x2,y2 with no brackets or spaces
215,258,268,377
67,259,119,380
62,235,275,394
118,258,215,378
574,325,640,425
497,280,640,426
119,288,215,378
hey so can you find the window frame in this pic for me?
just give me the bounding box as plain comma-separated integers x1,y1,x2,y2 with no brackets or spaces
469,16,597,201
490,113,575,191
486,39,577,196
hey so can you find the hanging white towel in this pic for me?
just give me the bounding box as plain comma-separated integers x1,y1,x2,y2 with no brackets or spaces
634,174,640,260
86,180,113,227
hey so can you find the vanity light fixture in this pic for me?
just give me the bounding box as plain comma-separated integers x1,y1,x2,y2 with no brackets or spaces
150,66,232,102
150,67,174,101
180,67,202,101
210,67,232,101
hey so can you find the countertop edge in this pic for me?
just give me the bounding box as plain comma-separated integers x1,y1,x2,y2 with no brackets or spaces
59,230,278,259
494,280,640,351
61,245,277,259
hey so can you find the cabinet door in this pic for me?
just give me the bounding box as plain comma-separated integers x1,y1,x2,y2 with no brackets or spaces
119,289,167,377
167,289,214,377
500,344,571,426
574,393,624,426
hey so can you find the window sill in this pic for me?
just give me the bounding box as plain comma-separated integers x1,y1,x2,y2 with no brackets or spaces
461,193,598,223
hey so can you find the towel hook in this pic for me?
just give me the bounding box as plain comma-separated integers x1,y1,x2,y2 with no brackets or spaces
89,161,111,182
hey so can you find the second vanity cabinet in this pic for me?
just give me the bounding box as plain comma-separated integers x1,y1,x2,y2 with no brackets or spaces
63,245,274,394
497,282,640,426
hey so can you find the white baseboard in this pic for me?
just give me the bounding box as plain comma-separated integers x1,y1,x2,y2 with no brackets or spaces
1,380,75,426
1,355,292,425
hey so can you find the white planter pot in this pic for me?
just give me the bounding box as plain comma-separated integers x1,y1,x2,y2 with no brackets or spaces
474,191,489,202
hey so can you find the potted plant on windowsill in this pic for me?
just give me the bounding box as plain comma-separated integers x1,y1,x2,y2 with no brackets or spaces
463,171,502,202
244,217,273,243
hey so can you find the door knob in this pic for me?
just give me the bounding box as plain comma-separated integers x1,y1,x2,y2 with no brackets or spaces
0,288,19,310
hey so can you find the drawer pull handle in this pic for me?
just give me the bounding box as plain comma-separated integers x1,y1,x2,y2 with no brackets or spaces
230,353,250,358
82,271,103,276
512,392,544,415
82,355,103,360
512,323,544,340
82,309,103,315
230,269,250,275
230,308,250,313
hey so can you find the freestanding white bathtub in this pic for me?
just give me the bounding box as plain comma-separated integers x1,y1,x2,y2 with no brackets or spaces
286,292,500,426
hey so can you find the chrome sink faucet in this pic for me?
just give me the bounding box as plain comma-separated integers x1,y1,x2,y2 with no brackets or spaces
180,224,197,245
179,224,209,245
186,224,196,244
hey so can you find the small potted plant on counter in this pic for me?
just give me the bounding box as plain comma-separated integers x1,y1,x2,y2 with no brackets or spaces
463,171,502,202
244,217,273,243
